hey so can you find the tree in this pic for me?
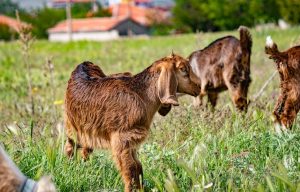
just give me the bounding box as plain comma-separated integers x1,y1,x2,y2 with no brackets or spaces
20,8,66,39
0,0,21,16
248,0,280,24
172,0,281,32
173,0,215,32
276,0,300,24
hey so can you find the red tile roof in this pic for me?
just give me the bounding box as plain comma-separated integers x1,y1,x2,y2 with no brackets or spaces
48,16,130,33
48,3,165,33
109,3,151,26
0,15,29,32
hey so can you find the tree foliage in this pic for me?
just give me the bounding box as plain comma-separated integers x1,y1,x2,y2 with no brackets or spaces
19,8,66,39
0,0,21,16
172,0,285,32
276,0,300,24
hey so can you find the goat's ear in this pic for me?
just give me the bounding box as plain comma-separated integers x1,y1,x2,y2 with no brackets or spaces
157,65,179,106
158,105,172,116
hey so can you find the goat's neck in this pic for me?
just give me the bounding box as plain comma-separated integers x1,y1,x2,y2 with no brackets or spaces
133,69,161,116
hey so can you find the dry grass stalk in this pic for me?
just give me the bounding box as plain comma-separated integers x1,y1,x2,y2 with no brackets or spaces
16,11,35,116
46,58,58,121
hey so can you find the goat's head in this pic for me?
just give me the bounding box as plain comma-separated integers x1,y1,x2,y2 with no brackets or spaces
156,53,200,106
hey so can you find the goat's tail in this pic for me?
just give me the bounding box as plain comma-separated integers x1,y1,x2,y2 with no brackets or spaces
265,36,279,56
265,36,287,64
239,26,252,70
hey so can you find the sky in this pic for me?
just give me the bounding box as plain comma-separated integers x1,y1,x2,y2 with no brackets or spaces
11,0,174,10
11,0,50,9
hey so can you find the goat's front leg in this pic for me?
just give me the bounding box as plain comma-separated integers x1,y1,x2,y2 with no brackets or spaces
111,134,143,192
65,137,75,158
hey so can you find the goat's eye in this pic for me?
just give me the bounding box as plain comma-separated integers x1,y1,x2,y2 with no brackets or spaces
180,67,187,73
180,67,188,75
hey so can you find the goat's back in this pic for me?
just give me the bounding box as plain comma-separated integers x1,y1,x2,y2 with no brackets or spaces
190,36,241,70
286,46,300,69
65,63,147,141
189,36,242,90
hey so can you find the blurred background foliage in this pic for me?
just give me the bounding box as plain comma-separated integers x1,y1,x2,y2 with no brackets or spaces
0,0,299,38
172,0,300,32
0,0,111,39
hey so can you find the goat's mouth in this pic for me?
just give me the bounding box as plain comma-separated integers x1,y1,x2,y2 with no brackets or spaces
192,86,201,96
192,91,199,97
184,90,199,97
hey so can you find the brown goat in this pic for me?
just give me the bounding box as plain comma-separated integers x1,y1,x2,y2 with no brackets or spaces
79,66,171,117
265,36,300,131
64,54,200,191
189,26,252,111
0,146,56,192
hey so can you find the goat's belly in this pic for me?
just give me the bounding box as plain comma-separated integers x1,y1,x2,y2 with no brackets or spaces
77,130,111,149
207,85,227,92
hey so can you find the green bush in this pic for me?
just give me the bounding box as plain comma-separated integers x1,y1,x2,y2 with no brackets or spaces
276,0,300,24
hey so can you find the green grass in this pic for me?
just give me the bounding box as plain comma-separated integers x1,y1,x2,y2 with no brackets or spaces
1,27,300,191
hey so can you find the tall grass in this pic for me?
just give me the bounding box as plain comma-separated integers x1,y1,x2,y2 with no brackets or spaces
0,27,300,191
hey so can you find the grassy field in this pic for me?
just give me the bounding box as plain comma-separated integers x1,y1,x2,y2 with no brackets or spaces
0,27,300,191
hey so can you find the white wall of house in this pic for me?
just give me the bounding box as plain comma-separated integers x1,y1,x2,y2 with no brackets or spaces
48,30,119,42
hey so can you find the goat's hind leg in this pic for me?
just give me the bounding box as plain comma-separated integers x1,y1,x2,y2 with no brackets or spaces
111,133,144,192
272,94,287,133
273,94,285,123
65,137,75,158
279,98,298,130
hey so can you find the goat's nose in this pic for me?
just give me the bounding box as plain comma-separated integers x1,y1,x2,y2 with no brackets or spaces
193,90,199,96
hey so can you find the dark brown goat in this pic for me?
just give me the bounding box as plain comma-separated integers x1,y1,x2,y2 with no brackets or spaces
64,54,200,192
265,36,300,131
189,26,252,111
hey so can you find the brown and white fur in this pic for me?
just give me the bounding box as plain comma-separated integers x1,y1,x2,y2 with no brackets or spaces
64,54,200,191
0,146,56,192
189,26,252,111
265,36,300,132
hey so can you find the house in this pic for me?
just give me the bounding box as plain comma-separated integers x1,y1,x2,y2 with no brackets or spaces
48,3,155,41
100,0,174,9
